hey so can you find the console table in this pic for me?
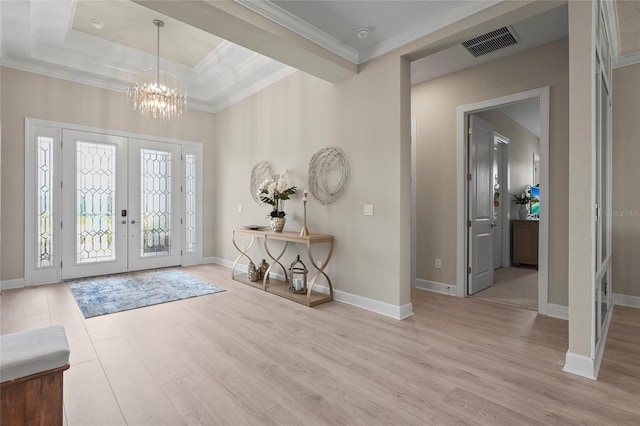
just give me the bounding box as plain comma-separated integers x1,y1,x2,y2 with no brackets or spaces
231,228,334,307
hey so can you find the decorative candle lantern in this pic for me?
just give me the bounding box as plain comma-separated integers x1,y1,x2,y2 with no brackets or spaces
288,255,308,294
247,261,259,282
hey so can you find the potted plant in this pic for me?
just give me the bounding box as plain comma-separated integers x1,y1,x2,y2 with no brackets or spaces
258,170,297,232
511,192,531,220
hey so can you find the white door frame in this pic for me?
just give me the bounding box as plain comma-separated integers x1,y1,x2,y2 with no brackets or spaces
455,87,550,314
24,118,203,285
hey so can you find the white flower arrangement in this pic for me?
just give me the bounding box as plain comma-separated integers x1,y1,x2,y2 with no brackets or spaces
258,170,297,217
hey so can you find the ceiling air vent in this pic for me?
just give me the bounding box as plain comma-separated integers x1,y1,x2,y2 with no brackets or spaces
461,26,519,57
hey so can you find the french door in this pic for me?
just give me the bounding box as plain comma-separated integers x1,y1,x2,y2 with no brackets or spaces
61,130,182,279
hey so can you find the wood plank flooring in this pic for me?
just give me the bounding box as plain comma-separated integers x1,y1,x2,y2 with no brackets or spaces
1,263,639,425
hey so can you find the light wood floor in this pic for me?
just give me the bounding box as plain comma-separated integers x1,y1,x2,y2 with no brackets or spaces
1,263,639,425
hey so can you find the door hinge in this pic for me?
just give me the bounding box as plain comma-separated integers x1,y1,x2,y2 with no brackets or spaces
60,261,63,268
181,186,183,193
467,173,472,181
181,250,183,256
60,221,63,229
60,181,63,189
468,127,473,135
180,218,183,225
467,266,471,274
595,203,600,222
468,220,471,228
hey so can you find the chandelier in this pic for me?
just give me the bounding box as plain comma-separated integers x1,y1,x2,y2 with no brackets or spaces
127,19,187,122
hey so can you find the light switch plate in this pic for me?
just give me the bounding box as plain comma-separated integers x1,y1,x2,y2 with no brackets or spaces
237,204,243,213
364,204,374,216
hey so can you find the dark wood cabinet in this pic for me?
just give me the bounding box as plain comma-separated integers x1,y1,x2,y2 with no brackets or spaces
512,220,539,267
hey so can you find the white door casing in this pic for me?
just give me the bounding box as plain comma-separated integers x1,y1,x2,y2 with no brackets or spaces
25,119,203,285
468,115,495,295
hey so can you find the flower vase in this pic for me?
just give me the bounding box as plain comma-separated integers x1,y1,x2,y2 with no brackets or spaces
270,217,286,233
518,204,529,220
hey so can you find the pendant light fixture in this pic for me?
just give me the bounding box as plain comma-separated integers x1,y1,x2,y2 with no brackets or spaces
127,19,187,122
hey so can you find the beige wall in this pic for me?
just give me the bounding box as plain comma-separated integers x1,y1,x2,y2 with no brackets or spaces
212,54,412,307
411,38,569,305
0,67,216,281
476,109,540,220
612,64,640,298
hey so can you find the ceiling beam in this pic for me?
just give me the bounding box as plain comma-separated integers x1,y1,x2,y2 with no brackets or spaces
131,0,357,83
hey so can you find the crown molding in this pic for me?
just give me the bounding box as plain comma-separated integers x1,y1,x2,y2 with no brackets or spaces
614,52,640,69
1,56,295,115
234,0,359,64
208,66,296,113
602,0,640,69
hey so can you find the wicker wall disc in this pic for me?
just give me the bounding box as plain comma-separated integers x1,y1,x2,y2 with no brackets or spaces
308,147,349,205
250,161,275,204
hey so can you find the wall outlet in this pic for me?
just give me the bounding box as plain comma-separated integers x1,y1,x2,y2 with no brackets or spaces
435,258,442,269
364,204,374,216
237,204,243,213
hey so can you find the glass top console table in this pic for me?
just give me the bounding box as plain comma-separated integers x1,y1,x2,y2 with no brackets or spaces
231,229,334,307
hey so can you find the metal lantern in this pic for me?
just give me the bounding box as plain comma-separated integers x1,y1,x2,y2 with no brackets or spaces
288,255,308,294
247,261,259,282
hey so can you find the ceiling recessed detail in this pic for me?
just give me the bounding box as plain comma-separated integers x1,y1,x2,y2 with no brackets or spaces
72,0,224,67
461,26,520,58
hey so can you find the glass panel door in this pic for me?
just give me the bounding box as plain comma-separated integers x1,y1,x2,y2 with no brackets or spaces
62,130,128,279
128,139,182,271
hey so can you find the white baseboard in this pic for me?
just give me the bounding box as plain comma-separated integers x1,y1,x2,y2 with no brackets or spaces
563,351,596,380
1,278,25,291
208,257,413,319
0,279,25,290
312,283,414,320
613,293,640,308
546,303,569,320
414,278,456,296
203,256,233,267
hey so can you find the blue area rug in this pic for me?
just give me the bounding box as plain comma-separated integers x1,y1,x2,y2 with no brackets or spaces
68,269,224,318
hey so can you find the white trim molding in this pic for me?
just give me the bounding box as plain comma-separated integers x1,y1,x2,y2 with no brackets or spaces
546,304,569,320
613,293,640,308
456,87,551,318
234,0,359,63
1,279,26,291
414,279,456,296
207,257,414,320
563,351,597,380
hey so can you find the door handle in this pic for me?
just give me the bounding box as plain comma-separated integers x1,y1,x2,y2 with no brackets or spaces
131,220,137,224
121,220,127,224
490,222,496,228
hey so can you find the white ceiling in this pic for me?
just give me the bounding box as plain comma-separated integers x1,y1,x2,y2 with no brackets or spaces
1,1,637,115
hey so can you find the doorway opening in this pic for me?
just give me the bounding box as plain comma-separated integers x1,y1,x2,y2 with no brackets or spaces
456,87,549,314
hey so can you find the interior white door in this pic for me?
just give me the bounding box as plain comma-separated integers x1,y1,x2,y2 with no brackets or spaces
61,130,128,279
468,115,495,295
127,139,182,271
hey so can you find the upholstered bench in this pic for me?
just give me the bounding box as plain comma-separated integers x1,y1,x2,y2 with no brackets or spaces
1,326,70,426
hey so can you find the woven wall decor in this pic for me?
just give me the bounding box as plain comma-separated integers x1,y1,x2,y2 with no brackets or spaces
308,147,349,205
250,161,275,204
